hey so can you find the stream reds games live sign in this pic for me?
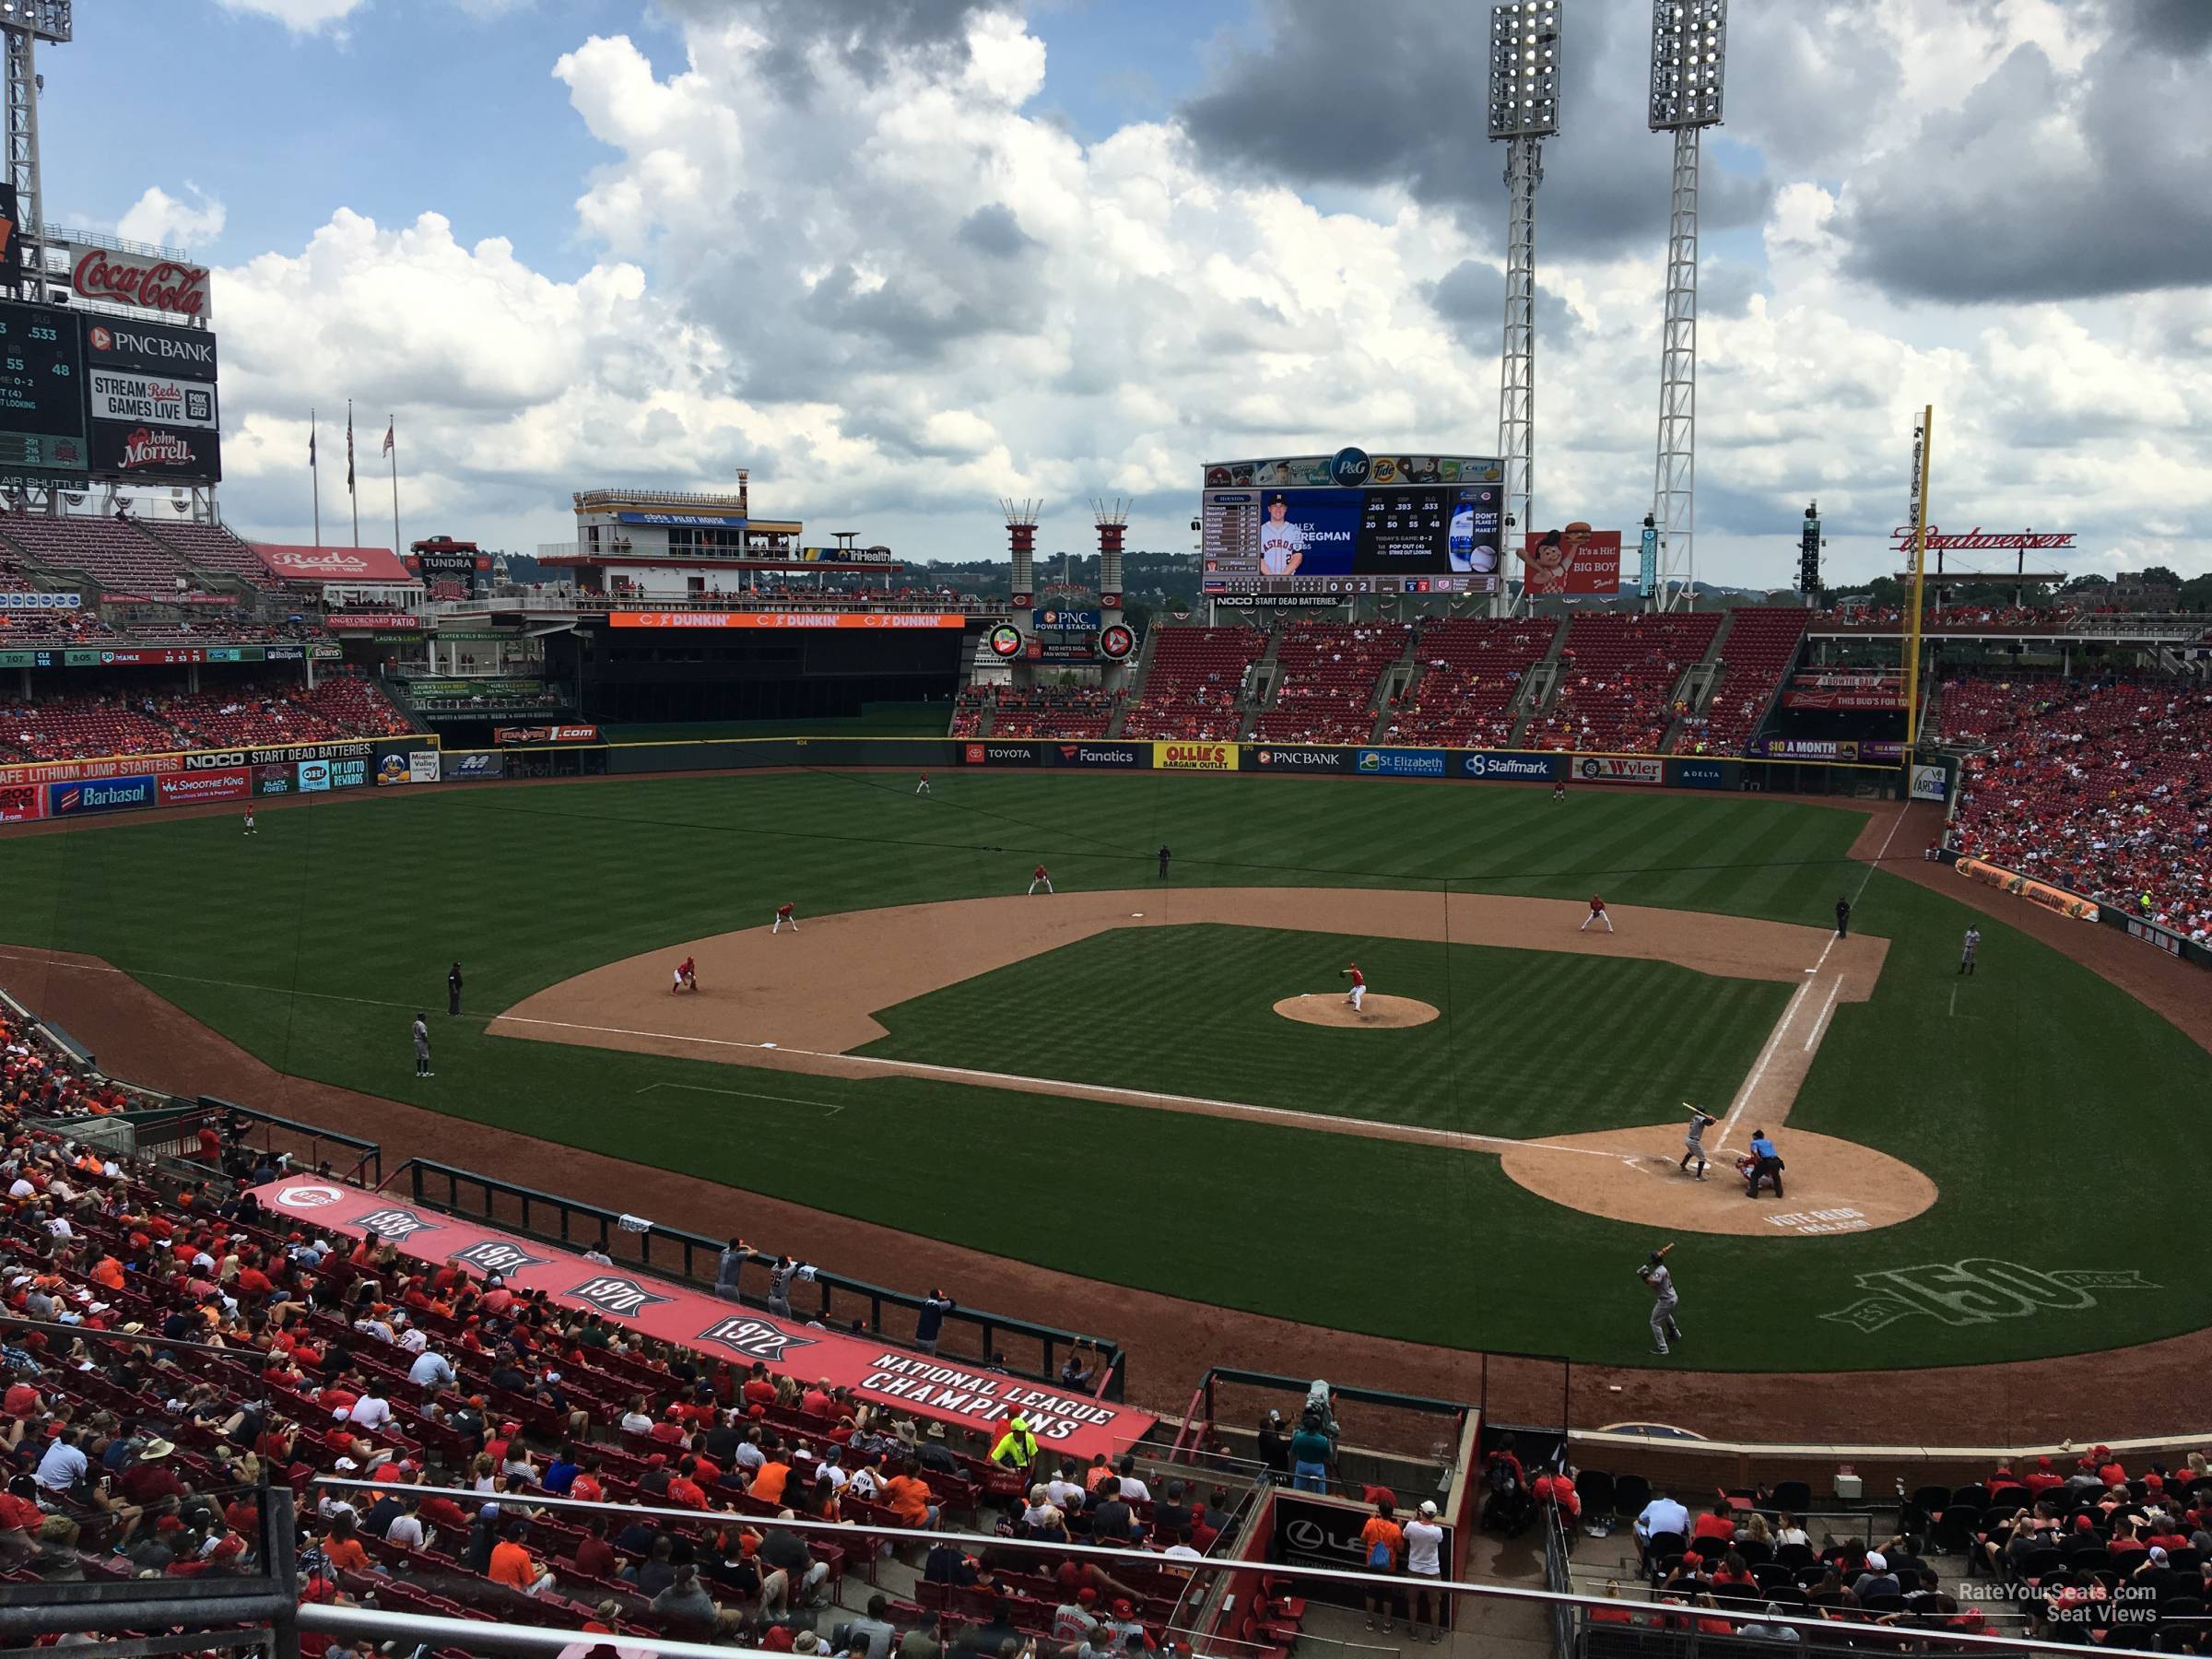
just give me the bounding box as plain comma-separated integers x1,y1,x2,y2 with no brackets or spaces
248,1177,1151,1455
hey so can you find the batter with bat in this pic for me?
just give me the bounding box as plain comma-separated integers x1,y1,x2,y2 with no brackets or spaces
1638,1245,1682,1357
1678,1105,1716,1180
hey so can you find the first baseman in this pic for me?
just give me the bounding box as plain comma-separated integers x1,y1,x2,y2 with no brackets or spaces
1678,1106,1716,1180
1341,962,1366,1013
1638,1247,1681,1356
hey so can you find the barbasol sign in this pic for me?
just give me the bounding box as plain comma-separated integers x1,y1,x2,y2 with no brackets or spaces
1459,750,1559,782
1357,747,1447,778
50,775,157,816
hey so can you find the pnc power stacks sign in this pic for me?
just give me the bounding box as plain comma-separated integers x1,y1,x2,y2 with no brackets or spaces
1152,741,1238,771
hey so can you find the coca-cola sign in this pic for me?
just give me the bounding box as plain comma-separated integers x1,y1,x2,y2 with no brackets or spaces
65,244,212,320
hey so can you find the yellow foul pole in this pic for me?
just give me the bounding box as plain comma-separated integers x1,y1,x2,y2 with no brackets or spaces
1902,405,1934,751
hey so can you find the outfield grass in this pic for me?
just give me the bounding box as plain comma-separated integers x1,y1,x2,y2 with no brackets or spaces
861,924,1792,1137
1,770,2206,1372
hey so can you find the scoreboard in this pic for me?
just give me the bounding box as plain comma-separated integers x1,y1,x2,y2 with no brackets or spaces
0,301,88,477
0,305,219,485
1201,448,1504,598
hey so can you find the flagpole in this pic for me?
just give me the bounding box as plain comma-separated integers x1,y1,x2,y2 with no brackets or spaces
311,408,322,547
347,400,359,547
388,416,400,559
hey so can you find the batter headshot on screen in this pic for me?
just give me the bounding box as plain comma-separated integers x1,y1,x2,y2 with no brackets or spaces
1259,494,1307,575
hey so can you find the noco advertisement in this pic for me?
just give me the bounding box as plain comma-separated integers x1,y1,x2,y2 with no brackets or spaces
0,305,220,485
1202,449,1504,600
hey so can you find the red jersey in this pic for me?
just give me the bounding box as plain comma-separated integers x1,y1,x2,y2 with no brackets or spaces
1589,895,1606,912
1346,967,1364,987
1034,865,1048,879
776,904,794,918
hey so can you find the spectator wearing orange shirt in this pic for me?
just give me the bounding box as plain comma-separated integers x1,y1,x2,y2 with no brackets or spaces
1359,1500,1404,1633
487,1524,555,1595
882,1460,939,1528
750,1444,793,1506
320,1515,371,1574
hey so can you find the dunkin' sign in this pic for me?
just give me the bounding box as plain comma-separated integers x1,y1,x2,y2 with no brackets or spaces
68,245,211,319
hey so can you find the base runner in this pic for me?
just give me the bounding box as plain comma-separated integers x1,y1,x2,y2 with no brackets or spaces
1341,962,1366,1013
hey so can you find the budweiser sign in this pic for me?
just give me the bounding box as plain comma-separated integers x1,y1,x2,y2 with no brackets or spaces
67,245,212,319
1888,526,2077,552
112,426,195,472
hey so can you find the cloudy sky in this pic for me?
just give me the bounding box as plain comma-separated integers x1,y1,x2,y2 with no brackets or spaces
51,0,2212,586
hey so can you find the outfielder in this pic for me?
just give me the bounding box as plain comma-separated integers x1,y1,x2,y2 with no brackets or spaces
916,772,931,795
1638,1247,1681,1356
1341,962,1366,1013
772,902,798,934
1959,925,1981,976
1581,893,1613,933
1029,863,1053,896
243,811,257,836
1678,1107,1716,1180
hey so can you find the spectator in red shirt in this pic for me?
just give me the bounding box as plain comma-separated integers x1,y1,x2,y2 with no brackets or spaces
1690,1500,1737,1547
666,1458,709,1511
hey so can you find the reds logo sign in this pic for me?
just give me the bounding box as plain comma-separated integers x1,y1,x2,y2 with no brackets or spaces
275,1183,347,1211
697,1316,815,1363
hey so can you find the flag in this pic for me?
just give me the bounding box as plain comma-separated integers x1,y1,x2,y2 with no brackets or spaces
382,420,394,459
308,425,316,468
346,410,356,494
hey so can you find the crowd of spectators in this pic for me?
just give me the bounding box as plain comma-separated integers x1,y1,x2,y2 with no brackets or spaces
1523,614,1720,755
1252,623,1407,747
983,687,1122,740
1947,675,2212,941
0,670,410,762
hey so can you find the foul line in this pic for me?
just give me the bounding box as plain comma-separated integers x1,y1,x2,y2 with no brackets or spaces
1716,980,1811,1153
1808,801,1912,976
634,1081,843,1113
1802,977,1844,1052
494,1013,1623,1161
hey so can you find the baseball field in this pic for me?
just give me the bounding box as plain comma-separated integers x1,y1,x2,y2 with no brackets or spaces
1,767,2204,1376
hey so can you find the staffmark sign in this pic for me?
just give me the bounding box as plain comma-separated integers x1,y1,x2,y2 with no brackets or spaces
1460,750,1559,782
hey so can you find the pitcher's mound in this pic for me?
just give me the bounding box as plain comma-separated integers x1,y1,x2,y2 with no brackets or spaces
1273,994,1440,1029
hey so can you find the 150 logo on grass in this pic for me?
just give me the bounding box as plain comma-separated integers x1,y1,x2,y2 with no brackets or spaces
1822,1259,2159,1333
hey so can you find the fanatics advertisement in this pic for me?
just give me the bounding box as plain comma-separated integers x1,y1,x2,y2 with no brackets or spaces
1518,525,1622,596
1051,742,1147,770
247,1176,1153,1457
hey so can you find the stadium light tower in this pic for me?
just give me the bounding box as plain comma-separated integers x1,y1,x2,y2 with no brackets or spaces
1646,0,1726,613
1486,0,1560,618
0,1,70,302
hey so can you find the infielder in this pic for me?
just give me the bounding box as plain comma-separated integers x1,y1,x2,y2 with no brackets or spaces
1341,962,1366,1013
1678,1107,1716,1180
1029,863,1053,896
772,902,798,934
1637,1247,1681,1356
1581,894,1613,933
672,956,698,994
916,772,931,795
1959,925,1981,976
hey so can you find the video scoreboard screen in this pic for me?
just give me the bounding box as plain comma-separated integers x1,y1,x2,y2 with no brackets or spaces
0,301,88,477
1201,448,1504,597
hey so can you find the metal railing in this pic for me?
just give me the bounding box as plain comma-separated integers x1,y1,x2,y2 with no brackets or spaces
195,1094,383,1185
393,1158,1124,1400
